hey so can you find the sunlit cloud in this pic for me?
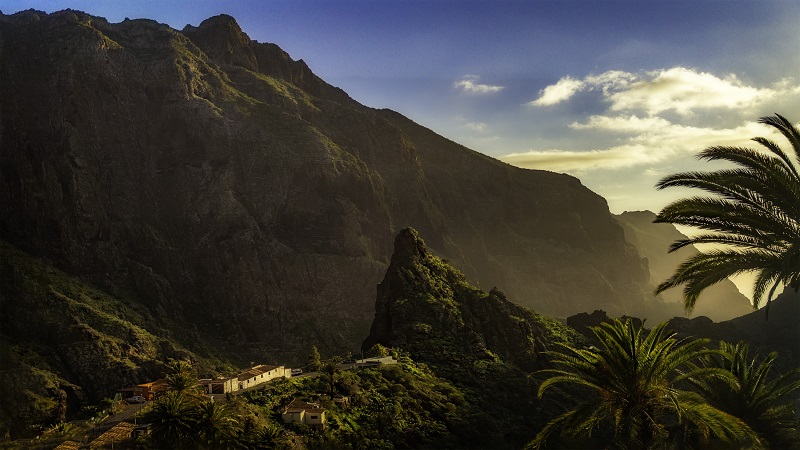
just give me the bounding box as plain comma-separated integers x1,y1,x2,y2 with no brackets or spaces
607,68,774,115
453,74,504,94
529,67,797,115
513,67,800,176
529,76,584,106
501,118,779,173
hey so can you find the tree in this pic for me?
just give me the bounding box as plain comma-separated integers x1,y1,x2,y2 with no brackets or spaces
322,356,343,396
165,359,202,396
144,391,199,449
528,318,757,449
654,114,800,313
688,341,800,449
308,345,322,372
195,400,240,449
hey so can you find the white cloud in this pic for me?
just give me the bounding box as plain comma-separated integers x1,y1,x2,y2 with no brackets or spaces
510,67,800,177
453,74,504,94
607,68,772,115
530,67,795,116
529,76,584,106
501,117,778,173
464,121,488,132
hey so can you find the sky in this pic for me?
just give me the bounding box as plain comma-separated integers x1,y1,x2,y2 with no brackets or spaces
3,0,799,216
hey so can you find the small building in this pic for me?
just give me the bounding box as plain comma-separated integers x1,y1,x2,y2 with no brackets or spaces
281,398,326,427
237,364,285,390
118,379,168,401
198,376,239,394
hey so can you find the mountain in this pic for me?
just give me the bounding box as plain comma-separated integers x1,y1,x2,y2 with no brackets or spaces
615,210,753,321
1,9,662,366
362,227,575,372
362,227,583,447
0,240,232,437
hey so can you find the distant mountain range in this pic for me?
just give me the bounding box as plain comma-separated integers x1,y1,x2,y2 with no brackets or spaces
614,210,753,321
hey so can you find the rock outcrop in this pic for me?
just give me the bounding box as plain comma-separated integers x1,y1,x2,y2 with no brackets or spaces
363,228,553,372
1,10,662,363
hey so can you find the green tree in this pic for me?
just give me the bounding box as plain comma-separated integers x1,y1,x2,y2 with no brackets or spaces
366,343,390,358
528,318,758,449
322,356,343,396
195,400,240,449
241,421,291,449
165,359,202,395
143,391,199,449
654,114,800,313
688,341,800,449
308,345,322,372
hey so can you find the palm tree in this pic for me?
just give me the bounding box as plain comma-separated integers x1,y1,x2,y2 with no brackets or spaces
165,359,202,395
688,341,800,449
528,318,758,449
654,114,800,313
144,390,199,449
195,400,240,449
240,421,292,449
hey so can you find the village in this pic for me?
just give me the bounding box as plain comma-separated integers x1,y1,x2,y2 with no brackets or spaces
47,356,397,449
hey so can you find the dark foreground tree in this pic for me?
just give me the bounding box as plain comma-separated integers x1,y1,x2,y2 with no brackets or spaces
144,391,200,449
688,341,800,449
654,114,800,313
528,319,757,449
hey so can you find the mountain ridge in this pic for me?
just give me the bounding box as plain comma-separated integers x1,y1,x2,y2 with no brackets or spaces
2,9,664,363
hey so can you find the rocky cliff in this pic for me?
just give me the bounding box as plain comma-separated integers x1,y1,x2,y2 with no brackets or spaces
362,228,568,372
615,210,753,321
1,10,661,364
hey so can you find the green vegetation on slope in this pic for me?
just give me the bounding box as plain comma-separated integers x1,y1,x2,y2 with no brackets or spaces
0,240,232,438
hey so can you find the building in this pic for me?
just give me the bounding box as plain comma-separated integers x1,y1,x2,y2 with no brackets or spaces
281,398,326,427
117,379,168,401
198,376,239,394
237,364,285,390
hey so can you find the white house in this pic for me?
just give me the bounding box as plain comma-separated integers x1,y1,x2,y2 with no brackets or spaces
281,398,326,427
237,364,285,390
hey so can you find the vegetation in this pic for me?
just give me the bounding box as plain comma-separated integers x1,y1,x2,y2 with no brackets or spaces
243,355,466,449
530,317,800,449
529,318,758,449
655,114,800,313
688,341,800,449
0,240,232,438
307,345,322,372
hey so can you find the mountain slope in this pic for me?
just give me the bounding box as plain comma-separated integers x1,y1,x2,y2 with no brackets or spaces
1,9,661,363
0,240,231,437
615,210,753,321
362,227,583,447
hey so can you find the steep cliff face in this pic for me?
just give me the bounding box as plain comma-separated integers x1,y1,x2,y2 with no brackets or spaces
615,210,753,321
363,228,560,372
1,10,658,361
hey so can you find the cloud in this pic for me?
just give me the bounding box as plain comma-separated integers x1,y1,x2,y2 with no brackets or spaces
464,121,488,132
511,67,800,176
607,68,772,115
501,117,779,173
453,75,504,94
529,76,584,106
529,67,795,116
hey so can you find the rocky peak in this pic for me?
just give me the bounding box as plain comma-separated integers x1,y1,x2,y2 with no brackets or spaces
182,14,258,71
364,228,548,372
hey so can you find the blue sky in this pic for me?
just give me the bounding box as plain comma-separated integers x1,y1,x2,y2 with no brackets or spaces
4,0,800,216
